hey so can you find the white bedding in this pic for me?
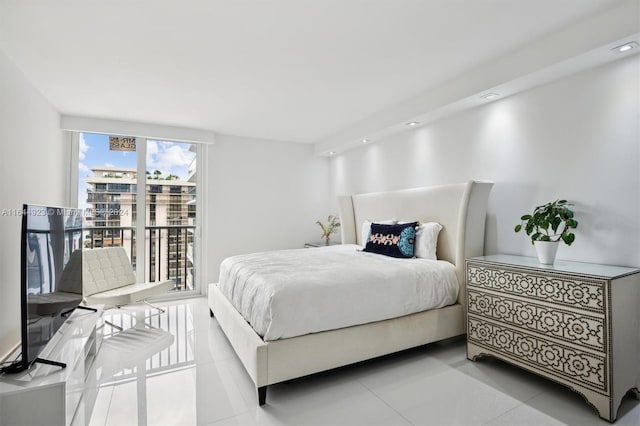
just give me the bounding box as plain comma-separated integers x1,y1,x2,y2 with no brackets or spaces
218,244,459,341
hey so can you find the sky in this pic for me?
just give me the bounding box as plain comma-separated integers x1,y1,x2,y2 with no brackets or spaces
77,133,196,210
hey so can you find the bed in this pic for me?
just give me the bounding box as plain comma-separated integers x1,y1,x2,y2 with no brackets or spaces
208,180,493,404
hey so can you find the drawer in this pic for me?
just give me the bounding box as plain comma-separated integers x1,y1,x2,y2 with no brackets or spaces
467,289,606,351
468,316,608,393
467,263,606,313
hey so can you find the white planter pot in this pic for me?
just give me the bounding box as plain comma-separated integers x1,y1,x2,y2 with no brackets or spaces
534,240,560,265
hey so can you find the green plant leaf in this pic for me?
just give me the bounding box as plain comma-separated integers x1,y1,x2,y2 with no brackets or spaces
567,219,578,228
540,235,551,242
531,232,542,241
562,233,575,246
521,214,532,220
514,224,522,232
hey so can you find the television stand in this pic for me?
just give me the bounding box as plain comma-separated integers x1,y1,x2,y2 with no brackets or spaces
61,304,98,318
0,306,102,425
33,357,67,369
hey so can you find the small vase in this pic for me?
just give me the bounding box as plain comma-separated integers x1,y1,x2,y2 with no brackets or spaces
534,240,559,265
324,235,330,246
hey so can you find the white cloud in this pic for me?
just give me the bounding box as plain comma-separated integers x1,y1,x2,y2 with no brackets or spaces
157,145,193,170
147,140,159,166
79,133,89,161
147,141,194,178
78,134,93,175
79,162,91,174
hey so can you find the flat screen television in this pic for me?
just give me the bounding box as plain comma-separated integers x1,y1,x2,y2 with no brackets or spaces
1,205,85,374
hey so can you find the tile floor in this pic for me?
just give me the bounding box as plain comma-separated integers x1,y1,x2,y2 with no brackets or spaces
78,297,640,426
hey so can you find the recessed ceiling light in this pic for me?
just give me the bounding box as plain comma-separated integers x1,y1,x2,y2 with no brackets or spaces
327,151,337,155
361,139,370,144
481,93,499,100
405,121,420,126
612,41,638,53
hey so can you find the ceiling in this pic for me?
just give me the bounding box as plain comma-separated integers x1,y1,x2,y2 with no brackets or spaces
0,0,634,147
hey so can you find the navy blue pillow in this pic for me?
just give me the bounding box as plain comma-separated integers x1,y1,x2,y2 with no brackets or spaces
363,222,418,258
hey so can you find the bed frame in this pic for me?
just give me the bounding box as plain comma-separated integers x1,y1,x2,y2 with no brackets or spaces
208,180,493,405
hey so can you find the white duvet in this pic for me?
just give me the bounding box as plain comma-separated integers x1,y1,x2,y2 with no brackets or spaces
218,244,459,341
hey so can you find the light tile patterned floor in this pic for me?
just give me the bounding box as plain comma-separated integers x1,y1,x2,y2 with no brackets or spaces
78,297,640,426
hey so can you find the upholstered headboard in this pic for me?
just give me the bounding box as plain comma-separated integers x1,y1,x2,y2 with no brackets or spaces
337,180,493,305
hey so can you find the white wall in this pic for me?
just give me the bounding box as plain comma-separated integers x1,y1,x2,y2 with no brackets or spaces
0,51,69,359
205,134,330,284
330,55,640,267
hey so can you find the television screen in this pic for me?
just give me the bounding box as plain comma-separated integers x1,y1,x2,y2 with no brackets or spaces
20,205,83,370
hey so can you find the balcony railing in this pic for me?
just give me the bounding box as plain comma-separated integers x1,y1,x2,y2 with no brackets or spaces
85,225,195,290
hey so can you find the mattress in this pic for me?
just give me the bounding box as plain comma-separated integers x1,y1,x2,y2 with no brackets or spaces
218,244,459,341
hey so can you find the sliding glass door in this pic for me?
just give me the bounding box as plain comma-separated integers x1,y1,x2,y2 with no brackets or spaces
144,140,197,290
77,133,200,294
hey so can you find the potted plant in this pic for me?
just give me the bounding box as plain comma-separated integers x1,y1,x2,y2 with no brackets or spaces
514,199,578,264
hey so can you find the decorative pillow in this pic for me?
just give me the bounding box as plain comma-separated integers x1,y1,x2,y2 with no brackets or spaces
361,219,396,248
414,222,443,260
363,222,418,258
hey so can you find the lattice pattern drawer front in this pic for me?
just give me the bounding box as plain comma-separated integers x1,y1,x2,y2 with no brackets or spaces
467,264,606,313
467,289,606,351
468,316,607,393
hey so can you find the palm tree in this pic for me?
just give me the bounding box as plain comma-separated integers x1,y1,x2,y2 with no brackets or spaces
153,170,162,180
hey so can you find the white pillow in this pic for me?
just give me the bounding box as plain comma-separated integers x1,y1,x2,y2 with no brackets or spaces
361,219,396,248
414,222,443,260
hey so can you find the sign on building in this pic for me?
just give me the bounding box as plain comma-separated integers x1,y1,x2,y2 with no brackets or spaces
109,136,136,152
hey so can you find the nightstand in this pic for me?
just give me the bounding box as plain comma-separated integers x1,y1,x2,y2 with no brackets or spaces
303,241,340,248
466,254,640,422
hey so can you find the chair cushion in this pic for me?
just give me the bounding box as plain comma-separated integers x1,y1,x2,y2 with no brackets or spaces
84,280,175,307
83,247,137,297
